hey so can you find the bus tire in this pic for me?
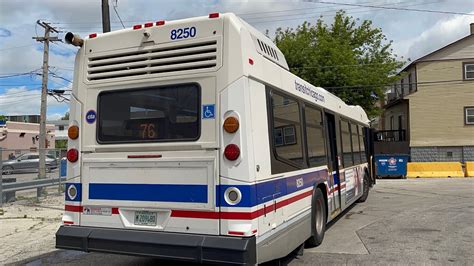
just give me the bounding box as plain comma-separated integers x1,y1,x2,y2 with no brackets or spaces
357,170,370,203
306,187,327,247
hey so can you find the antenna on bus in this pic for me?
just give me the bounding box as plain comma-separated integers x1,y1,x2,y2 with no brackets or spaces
65,32,84,47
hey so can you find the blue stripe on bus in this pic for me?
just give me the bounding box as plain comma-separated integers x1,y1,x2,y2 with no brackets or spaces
87,168,329,206
89,183,208,203
218,168,328,207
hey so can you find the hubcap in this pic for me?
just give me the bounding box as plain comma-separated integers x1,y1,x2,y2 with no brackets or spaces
315,197,324,234
3,167,12,175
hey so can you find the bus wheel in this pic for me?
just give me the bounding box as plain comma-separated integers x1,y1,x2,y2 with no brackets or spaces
357,171,370,203
306,188,326,247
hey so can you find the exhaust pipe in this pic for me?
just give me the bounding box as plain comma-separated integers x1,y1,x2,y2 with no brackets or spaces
65,32,84,47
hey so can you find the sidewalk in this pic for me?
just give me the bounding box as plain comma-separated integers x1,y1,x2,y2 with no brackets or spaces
0,191,64,265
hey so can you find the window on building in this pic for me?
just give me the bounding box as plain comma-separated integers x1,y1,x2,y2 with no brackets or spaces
464,63,474,80
465,107,474,125
59,125,64,131
340,120,353,168
305,106,327,167
271,92,303,165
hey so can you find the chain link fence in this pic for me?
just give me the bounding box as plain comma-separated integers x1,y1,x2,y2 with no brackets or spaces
0,148,66,206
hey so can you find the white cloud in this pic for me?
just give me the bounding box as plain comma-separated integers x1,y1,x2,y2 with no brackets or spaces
393,12,474,61
47,113,63,120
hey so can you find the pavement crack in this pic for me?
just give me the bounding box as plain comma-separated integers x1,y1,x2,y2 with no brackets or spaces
355,230,371,255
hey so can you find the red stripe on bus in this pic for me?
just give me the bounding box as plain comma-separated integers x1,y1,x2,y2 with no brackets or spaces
170,210,220,219
63,221,74,225
63,188,314,220
228,231,245,236
65,205,83,212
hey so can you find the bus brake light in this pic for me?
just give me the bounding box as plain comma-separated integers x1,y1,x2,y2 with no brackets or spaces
133,24,142,30
67,149,79,163
144,22,153,28
224,144,240,161
156,20,165,26
209,13,219,18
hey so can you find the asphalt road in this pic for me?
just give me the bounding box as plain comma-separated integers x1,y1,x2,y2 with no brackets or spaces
18,178,474,266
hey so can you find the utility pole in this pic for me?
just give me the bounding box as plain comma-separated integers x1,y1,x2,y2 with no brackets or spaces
102,0,111,33
33,21,60,194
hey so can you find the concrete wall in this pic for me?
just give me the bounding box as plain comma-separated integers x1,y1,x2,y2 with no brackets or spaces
407,59,474,147
411,146,474,162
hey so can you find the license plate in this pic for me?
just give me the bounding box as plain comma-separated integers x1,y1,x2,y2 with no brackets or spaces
134,211,157,226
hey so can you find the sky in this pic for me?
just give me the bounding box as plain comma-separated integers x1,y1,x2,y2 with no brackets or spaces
0,0,473,120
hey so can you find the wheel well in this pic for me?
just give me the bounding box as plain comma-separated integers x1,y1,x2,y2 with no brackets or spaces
316,183,328,222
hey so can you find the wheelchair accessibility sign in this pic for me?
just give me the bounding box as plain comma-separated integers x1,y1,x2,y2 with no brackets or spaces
202,104,215,119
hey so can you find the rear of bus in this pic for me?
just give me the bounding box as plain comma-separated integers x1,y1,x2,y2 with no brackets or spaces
56,14,257,264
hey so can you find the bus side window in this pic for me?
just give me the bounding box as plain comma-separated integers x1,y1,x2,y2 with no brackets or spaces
340,120,353,168
271,93,304,167
305,106,327,167
360,126,367,163
351,123,361,165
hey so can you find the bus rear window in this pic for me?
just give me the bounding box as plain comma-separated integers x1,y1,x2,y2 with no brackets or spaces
97,84,200,143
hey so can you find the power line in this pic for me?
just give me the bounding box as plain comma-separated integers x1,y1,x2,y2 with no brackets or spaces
112,0,126,29
48,70,72,83
315,1,474,16
0,95,40,106
0,83,42,86
0,70,41,79
0,88,41,97
247,1,448,24
323,79,468,89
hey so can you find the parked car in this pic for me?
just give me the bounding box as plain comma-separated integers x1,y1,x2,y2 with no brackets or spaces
2,153,58,175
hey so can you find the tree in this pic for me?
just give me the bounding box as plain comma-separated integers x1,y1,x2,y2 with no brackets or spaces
274,11,404,117
61,112,69,120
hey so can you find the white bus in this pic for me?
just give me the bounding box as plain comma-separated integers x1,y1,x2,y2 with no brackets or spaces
57,13,374,265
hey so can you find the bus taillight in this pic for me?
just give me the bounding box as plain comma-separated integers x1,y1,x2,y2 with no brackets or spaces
67,149,79,163
223,116,239,133
68,125,79,140
224,144,240,161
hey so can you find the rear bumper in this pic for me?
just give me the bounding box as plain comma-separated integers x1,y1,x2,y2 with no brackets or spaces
56,226,256,265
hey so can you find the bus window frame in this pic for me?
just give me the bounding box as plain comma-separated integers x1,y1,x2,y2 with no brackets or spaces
303,103,328,168
96,82,202,145
267,87,307,173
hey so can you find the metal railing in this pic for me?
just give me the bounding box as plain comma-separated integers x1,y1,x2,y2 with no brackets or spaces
374,130,407,142
0,148,66,207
